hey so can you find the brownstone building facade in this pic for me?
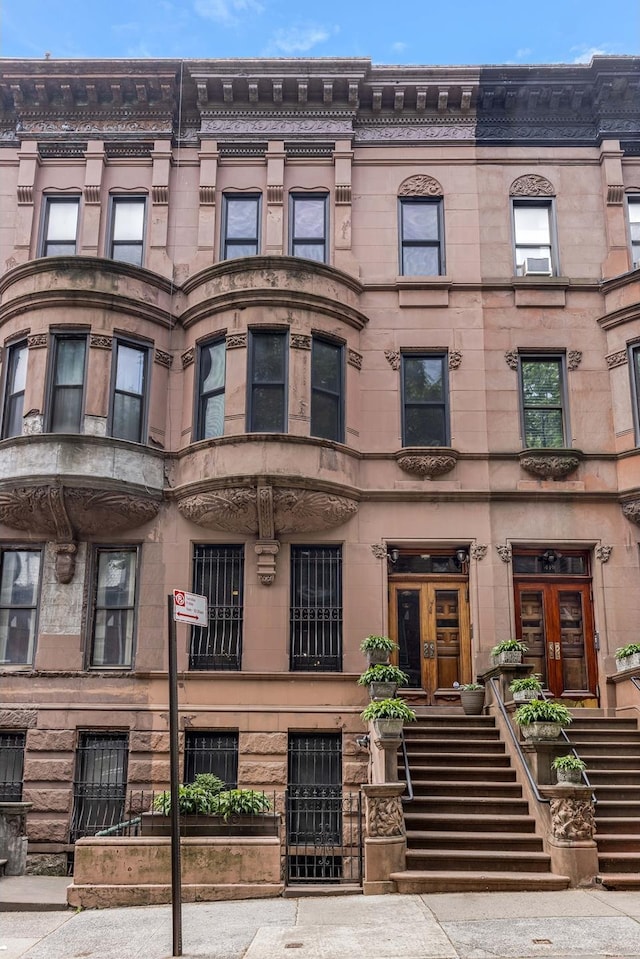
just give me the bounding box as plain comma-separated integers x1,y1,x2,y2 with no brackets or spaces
1,56,640,879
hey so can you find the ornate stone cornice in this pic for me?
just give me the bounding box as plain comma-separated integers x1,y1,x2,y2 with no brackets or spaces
395,448,458,479
518,449,582,479
27,333,47,349
90,333,113,351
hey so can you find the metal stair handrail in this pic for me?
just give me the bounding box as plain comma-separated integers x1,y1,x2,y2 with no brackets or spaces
400,728,414,803
489,676,550,805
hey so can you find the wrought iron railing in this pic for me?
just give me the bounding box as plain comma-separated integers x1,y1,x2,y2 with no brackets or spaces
0,731,25,802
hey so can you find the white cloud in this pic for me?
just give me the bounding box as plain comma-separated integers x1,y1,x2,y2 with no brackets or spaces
194,0,263,27
515,47,532,59
392,41,408,53
571,44,614,64
268,24,332,54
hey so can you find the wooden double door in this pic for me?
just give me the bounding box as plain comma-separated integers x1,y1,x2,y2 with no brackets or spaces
389,580,471,704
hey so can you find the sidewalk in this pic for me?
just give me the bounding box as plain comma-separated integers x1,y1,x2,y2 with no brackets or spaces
1,886,640,959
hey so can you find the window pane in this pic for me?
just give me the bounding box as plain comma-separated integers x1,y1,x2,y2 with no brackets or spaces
116,345,145,395
524,409,564,448
55,339,85,386
290,547,342,672
404,357,444,402
184,732,238,787
252,386,285,431
201,342,225,393
630,201,640,225
92,609,134,666
514,205,551,245
402,202,439,240
253,334,286,382
113,200,145,241
312,340,341,393
112,244,143,267
293,199,325,238
97,551,136,607
112,393,142,442
0,608,37,664
190,545,244,670
202,394,225,439
47,200,78,240
405,406,447,446
292,243,325,262
226,198,258,238
11,346,28,395
224,243,258,258
0,551,40,606
311,391,340,441
51,387,83,433
402,245,440,276
522,360,562,406
44,242,77,257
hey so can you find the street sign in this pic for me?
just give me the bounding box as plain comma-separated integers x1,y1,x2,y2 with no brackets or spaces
172,589,208,627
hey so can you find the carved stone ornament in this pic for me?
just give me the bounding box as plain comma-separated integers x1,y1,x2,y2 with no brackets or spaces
255,540,280,586
606,350,628,369
622,499,640,526
177,485,359,535
566,351,582,371
27,333,48,349
181,347,195,369
154,349,172,369
595,545,613,563
290,334,311,351
518,449,582,479
384,350,401,371
395,448,458,478
607,184,625,205
84,185,101,205
448,350,463,370
549,797,595,842
199,185,216,206
348,349,363,371
90,334,113,351
505,350,519,370
257,484,274,540
54,543,77,584
470,544,488,561
225,333,247,350
496,544,512,563
366,794,405,838
398,175,443,197
0,485,160,541
510,174,555,197
371,544,388,560
152,185,168,205
0,708,37,728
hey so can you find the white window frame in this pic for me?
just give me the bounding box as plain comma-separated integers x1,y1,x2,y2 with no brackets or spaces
39,195,80,257
512,199,558,277
108,195,147,267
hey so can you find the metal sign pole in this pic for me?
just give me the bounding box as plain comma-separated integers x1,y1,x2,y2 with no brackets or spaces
167,594,182,957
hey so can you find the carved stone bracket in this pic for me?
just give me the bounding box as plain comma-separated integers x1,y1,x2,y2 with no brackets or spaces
607,184,625,205
177,484,358,534
290,333,311,351
84,185,101,204
622,499,640,526
226,333,247,350
90,334,113,351
496,544,512,563
505,349,519,370
363,784,406,838
54,543,77,584
266,184,283,205
199,186,216,206
348,349,363,370
335,184,351,205
567,350,582,371
395,448,458,478
255,540,280,586
17,185,34,205
181,347,195,369
549,796,595,842
518,449,582,479
448,350,462,370
398,174,443,197
606,350,628,369
154,349,172,368
27,333,47,349
152,185,169,204
470,544,488,561
384,350,401,371
510,174,555,197
595,545,613,563
370,544,388,560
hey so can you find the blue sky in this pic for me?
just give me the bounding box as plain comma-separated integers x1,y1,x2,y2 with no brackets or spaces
1,0,638,63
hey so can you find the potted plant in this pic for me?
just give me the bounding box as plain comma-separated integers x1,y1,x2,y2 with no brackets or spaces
358,663,409,700
459,682,485,715
360,635,399,666
614,643,640,673
552,754,586,785
514,699,573,741
361,697,417,739
509,674,543,702
491,639,528,666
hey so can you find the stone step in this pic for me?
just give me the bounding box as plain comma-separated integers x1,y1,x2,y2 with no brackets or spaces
597,852,640,873
569,718,640,730
598,873,640,890
406,830,544,852
407,795,531,816
402,750,510,767
408,780,523,798
405,849,553,873
595,817,640,835
404,739,506,754
565,730,640,743
406,726,500,740
403,765,517,782
591,784,640,800
588,770,640,785
596,835,640,853
403,812,537,834
408,715,497,727
594,801,640,817
390,870,570,894
569,753,640,768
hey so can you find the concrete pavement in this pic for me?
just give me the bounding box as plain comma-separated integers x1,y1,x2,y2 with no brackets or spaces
2,887,640,959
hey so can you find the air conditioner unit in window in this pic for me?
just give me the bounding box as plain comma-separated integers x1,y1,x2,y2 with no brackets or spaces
523,256,552,276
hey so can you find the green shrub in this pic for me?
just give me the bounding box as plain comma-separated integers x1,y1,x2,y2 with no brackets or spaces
361,697,417,723
492,639,528,655
552,754,586,771
510,675,543,693
212,789,271,821
514,699,573,727
357,664,409,686
360,635,398,653
460,682,483,691
152,773,225,815
615,643,640,659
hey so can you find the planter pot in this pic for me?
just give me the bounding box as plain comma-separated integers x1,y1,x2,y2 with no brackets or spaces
615,652,640,672
368,681,398,701
460,689,485,715
556,768,583,785
140,812,280,837
520,722,563,741
365,649,391,666
372,718,404,740
492,651,523,666
512,689,541,702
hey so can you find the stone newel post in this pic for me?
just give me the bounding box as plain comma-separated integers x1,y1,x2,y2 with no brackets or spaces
540,785,598,886
362,784,406,895
0,802,32,875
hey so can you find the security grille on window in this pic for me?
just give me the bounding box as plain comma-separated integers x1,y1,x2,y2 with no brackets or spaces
399,198,444,276
90,549,137,668
222,194,260,259
286,733,342,881
0,731,26,802
0,549,41,665
48,335,87,433
184,731,238,787
70,732,128,841
2,341,27,439
248,330,287,433
190,545,244,670
401,353,449,447
628,197,640,268
109,197,146,266
290,194,327,263
110,341,148,443
311,337,343,442
290,546,342,672
41,197,79,256
519,355,567,448
196,340,226,440
513,201,555,276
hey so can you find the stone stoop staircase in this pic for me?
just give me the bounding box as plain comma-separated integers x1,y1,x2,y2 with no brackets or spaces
390,712,571,893
564,714,640,890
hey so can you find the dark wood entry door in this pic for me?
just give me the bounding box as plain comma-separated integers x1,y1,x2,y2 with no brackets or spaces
515,582,597,699
390,581,471,704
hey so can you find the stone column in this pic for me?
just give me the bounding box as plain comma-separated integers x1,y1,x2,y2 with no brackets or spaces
81,140,105,255
362,784,406,895
540,785,598,887
0,802,32,875
265,141,285,255
15,140,39,262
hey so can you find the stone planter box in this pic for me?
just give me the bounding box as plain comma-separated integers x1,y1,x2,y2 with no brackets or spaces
492,651,523,666
556,768,583,785
368,681,398,701
520,722,563,741
513,689,541,702
140,812,280,838
365,649,391,666
373,718,404,740
615,652,640,672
